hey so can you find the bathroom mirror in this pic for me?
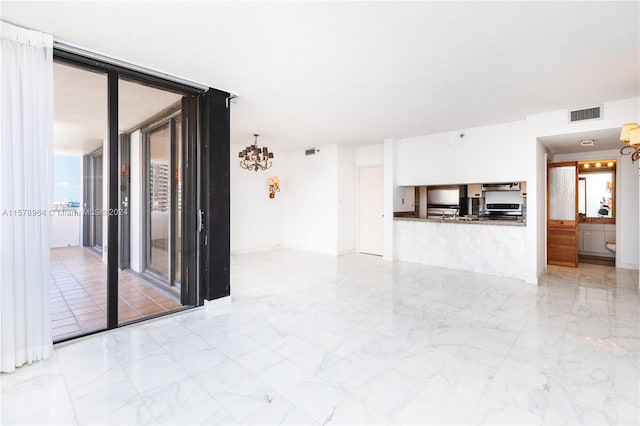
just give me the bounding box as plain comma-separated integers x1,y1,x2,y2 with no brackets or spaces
578,160,615,219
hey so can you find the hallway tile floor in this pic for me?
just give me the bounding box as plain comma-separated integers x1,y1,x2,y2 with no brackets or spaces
3,250,639,425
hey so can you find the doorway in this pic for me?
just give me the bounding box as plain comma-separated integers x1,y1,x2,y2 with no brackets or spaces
358,166,384,256
547,162,578,267
547,158,619,268
576,160,617,266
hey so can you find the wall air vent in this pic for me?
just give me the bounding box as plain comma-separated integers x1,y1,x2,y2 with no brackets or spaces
569,106,602,123
305,148,317,156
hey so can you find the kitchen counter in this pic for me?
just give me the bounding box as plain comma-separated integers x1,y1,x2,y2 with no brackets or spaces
394,218,526,279
394,216,525,227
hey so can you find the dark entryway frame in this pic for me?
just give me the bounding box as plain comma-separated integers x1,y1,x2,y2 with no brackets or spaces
53,48,231,340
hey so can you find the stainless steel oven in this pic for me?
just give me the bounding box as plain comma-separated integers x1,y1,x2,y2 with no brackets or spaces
481,203,523,220
426,185,467,218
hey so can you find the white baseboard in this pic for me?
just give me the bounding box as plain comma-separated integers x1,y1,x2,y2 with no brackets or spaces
231,245,283,255
337,248,356,256
280,244,337,257
616,262,639,270
232,245,360,257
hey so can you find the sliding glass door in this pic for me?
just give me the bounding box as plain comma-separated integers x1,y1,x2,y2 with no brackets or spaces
142,114,184,292
51,62,108,341
51,52,204,341
116,77,196,325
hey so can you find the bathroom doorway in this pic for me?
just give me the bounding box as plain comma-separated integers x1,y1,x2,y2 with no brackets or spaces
576,160,616,266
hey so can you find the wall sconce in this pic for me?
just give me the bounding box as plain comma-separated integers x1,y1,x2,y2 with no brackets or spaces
268,176,280,199
620,122,640,162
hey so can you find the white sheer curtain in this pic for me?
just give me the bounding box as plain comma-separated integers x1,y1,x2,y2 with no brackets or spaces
0,21,54,373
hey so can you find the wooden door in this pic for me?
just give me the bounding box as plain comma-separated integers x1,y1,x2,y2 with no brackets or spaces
358,166,384,256
547,162,578,266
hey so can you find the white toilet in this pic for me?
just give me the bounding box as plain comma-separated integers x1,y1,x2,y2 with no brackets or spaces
605,240,616,253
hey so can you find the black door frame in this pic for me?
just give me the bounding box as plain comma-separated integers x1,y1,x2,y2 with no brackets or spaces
118,134,131,270
199,89,231,303
53,49,230,342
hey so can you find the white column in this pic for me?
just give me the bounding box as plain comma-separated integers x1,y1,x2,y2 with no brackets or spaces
524,130,545,285
383,139,395,261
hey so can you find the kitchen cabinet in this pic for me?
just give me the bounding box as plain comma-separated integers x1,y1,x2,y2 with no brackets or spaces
467,183,483,198
394,186,415,212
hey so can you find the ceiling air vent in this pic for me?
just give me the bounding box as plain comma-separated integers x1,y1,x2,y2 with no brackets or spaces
569,106,602,123
305,148,317,156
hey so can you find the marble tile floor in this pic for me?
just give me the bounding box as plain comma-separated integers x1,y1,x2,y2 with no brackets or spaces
2,250,638,425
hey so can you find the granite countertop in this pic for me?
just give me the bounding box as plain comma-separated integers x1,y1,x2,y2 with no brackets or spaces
393,216,526,227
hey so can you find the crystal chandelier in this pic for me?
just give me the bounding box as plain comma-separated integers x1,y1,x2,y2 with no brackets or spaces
238,134,274,171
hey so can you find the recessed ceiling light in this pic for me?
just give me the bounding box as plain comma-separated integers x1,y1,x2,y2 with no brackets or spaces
580,139,595,147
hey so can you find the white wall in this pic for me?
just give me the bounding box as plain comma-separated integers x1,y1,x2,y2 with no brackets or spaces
395,120,527,186
337,145,356,255
130,130,142,272
534,143,548,283
528,99,639,138
51,215,81,248
383,139,395,260
623,156,640,269
231,142,379,257
355,143,384,168
230,144,285,254
283,144,338,255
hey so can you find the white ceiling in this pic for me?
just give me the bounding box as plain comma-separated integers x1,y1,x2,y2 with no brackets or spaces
539,128,622,155
53,62,181,155
5,1,640,151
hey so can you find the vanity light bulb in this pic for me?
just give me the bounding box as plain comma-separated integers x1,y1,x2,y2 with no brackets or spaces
595,162,601,168
583,163,590,169
607,161,614,167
